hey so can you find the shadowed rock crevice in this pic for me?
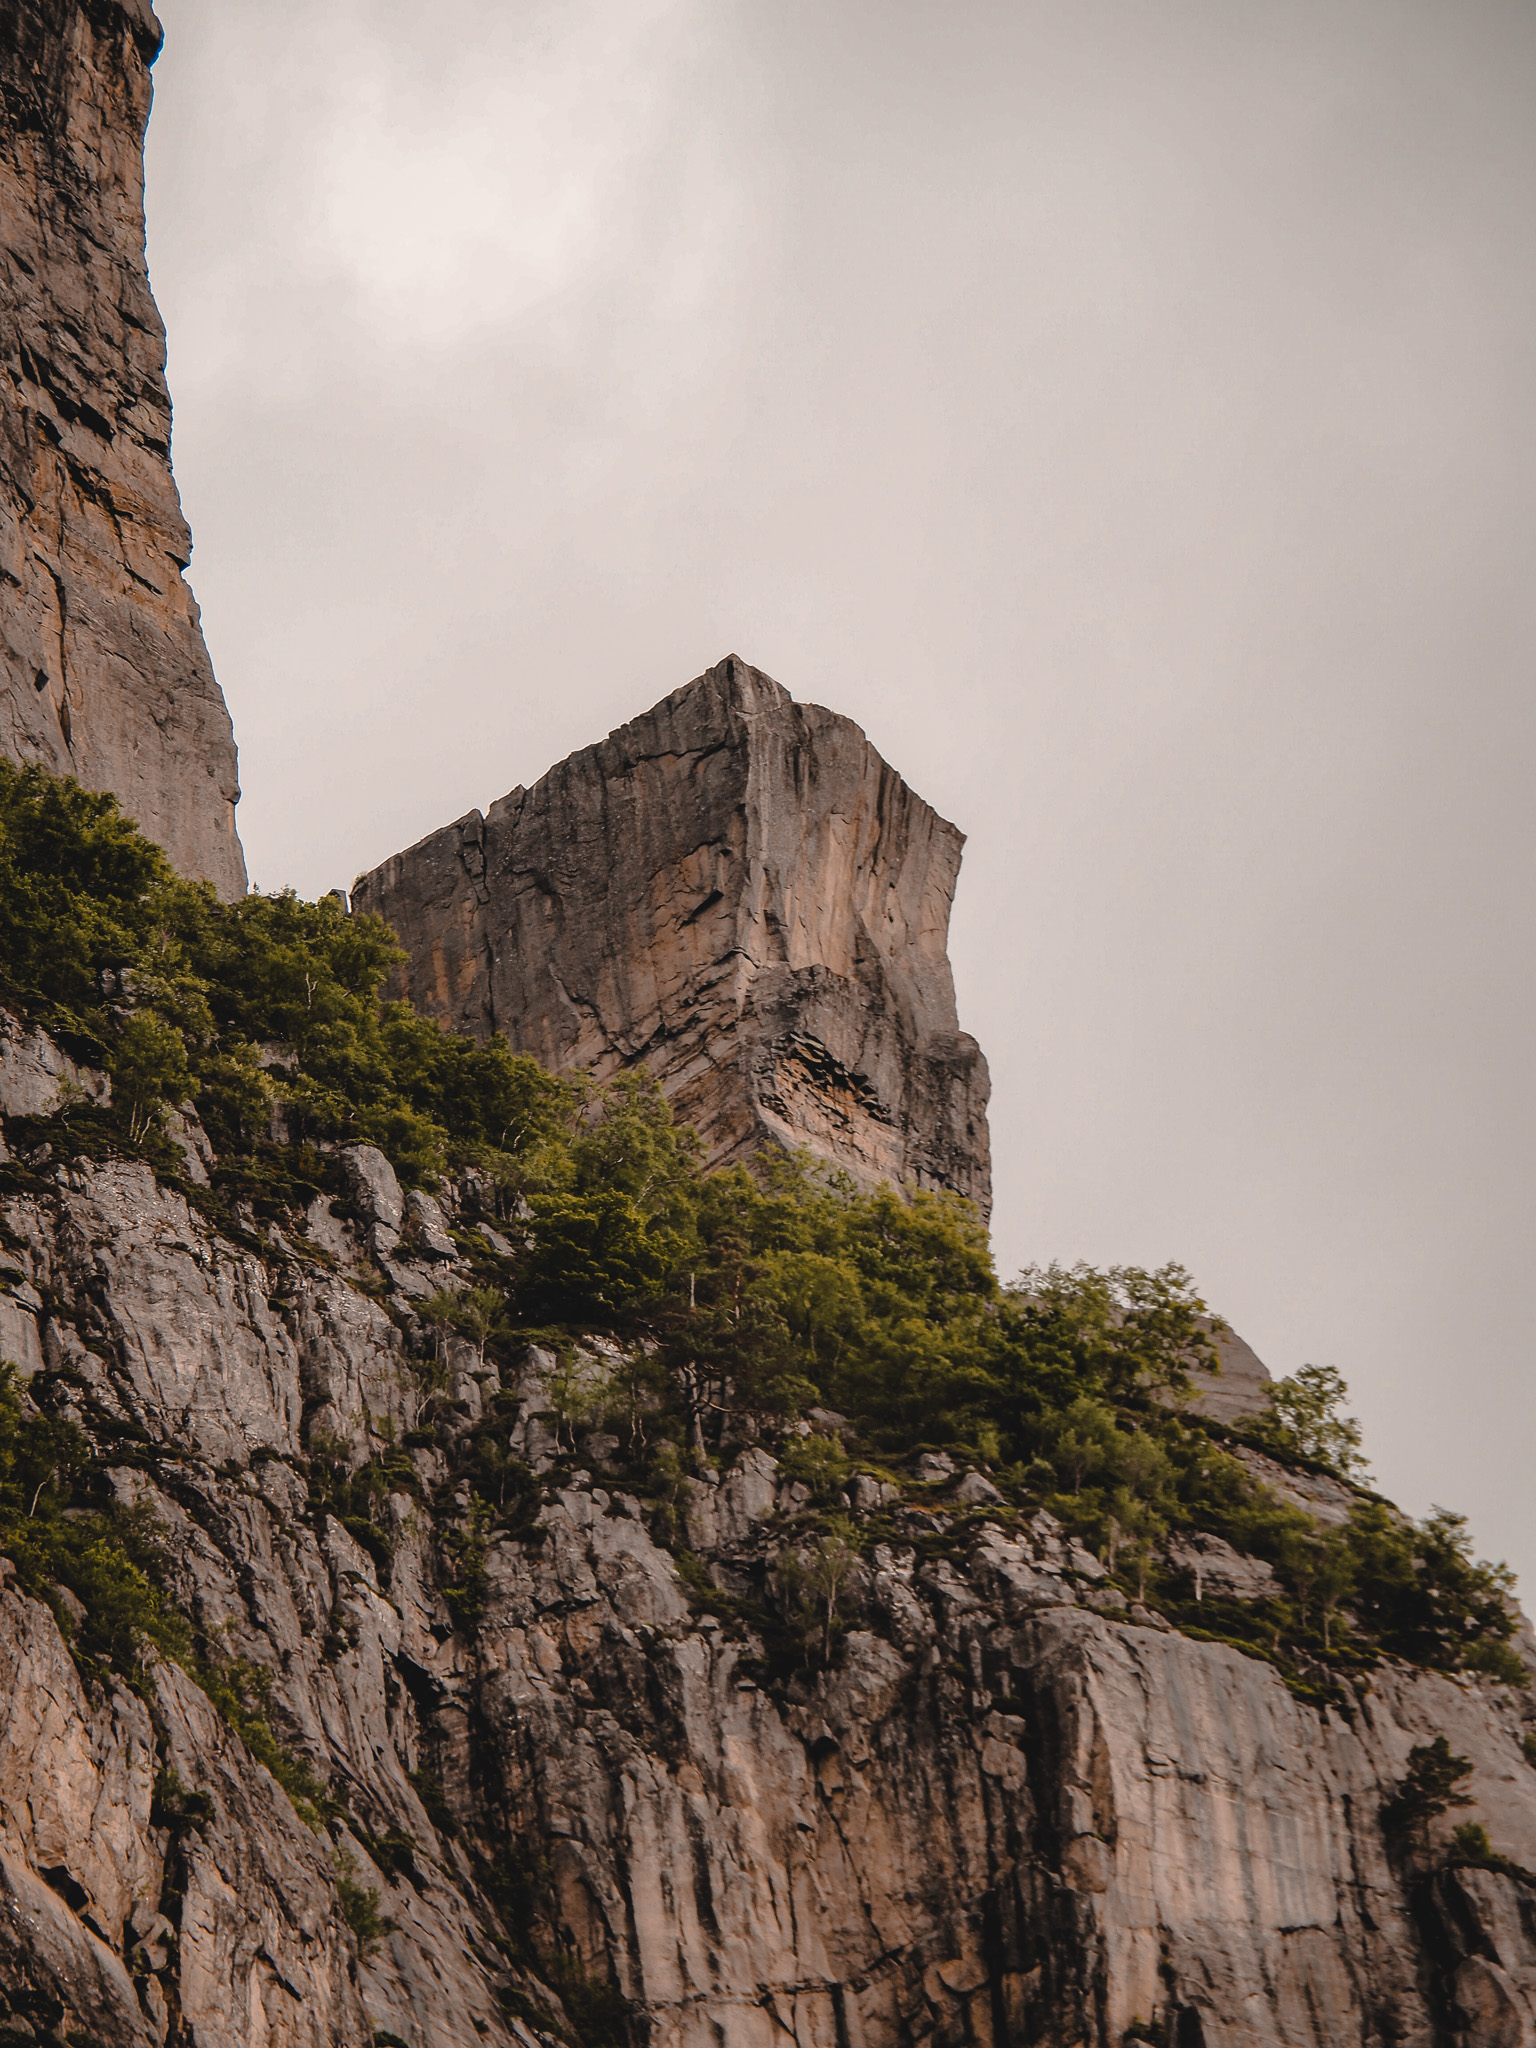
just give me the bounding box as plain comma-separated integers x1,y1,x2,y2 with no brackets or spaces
353,656,991,1214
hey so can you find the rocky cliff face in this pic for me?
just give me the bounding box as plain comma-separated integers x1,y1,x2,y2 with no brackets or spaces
4,13,1534,2045
0,0,245,895
352,657,991,1215
2,1050,1535,2048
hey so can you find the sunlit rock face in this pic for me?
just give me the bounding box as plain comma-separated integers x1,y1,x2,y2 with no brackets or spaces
0,0,245,895
353,656,992,1213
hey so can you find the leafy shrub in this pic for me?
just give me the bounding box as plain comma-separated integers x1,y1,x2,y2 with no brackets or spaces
1447,1821,1533,1882
1344,1502,1524,1683
777,1431,852,1505
334,1848,388,1950
0,1363,188,1680
0,762,581,1183
1382,1736,1473,1855
442,1498,492,1629
522,1189,675,1321
0,759,166,1039
782,1518,860,1663
112,1011,190,1140
191,1653,332,1826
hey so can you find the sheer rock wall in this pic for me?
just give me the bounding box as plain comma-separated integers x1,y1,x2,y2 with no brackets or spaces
0,0,245,894
2,1059,1535,2048
352,657,991,1214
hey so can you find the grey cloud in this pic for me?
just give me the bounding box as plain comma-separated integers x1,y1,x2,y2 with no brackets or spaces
146,0,1536,1586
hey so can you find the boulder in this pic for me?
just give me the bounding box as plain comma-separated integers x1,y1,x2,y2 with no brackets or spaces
0,1011,110,1121
1166,1531,1280,1602
404,1187,457,1261
339,1143,404,1259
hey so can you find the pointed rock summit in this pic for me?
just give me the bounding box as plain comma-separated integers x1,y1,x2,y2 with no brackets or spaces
0,0,245,894
353,656,992,1212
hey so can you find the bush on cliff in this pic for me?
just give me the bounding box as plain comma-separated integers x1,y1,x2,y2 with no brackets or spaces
1248,1363,1368,1480
0,760,579,1181
0,761,1522,1697
1381,1736,1473,1855
0,759,167,1037
541,1148,1522,1690
0,1362,189,1681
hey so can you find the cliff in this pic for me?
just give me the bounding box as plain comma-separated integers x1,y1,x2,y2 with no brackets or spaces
0,0,245,895
351,657,991,1215
4,10,1535,2046
0,1101,1533,2048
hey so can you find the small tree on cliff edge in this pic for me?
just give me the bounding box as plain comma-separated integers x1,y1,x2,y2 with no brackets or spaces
1381,1736,1473,1858
1253,1364,1368,1480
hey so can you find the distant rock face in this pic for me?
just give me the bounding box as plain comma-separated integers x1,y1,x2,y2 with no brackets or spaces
0,0,245,895
353,656,991,1212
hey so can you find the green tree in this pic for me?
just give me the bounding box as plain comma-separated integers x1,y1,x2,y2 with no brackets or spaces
777,1431,852,1506
1381,1736,1473,1856
521,1190,675,1322
790,1518,859,1662
1314,1535,1356,1653
754,1250,864,1366
1253,1364,1368,1480
417,1286,506,1370
545,1350,620,1452
1046,1394,1121,1495
1002,1261,1219,1411
110,1011,190,1140
1106,1487,1167,1601
333,1849,388,1951
0,759,170,1038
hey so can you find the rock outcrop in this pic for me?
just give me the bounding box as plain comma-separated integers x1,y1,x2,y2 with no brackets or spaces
3,1042,1535,2048
0,0,245,895
352,657,991,1214
1185,1324,1274,1425
5,12,1535,2044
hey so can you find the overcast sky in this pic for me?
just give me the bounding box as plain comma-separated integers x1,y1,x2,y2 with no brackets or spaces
144,0,1535,1589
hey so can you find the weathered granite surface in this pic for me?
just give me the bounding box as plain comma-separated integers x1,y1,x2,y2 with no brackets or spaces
352,657,991,1214
0,0,245,894
3,1037,1535,2047
12,8,1534,2040
0,1004,110,1120
1185,1324,1274,1425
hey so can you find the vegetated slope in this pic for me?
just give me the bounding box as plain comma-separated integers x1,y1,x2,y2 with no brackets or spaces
1,762,1534,2048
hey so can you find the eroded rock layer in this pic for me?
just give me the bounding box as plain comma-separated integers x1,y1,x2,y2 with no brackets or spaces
0,0,245,894
352,657,991,1212
0,1117,1534,2048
